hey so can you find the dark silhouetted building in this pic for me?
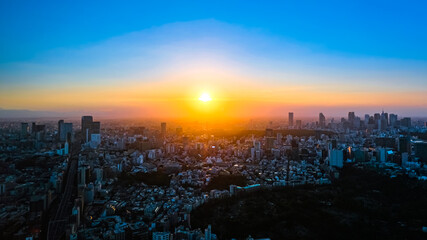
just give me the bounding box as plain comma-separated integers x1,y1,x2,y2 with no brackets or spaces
401,117,411,128
21,122,29,138
58,120,73,142
296,120,302,129
82,116,93,142
319,113,326,128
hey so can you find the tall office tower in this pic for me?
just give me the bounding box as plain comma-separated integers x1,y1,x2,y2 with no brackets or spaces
296,120,302,129
398,136,411,154
31,122,36,134
61,123,73,142
288,112,294,127
414,142,427,162
401,117,412,128
58,120,64,140
329,149,344,168
91,121,100,134
348,112,355,128
81,116,93,142
353,117,361,129
380,113,387,130
319,113,326,128
21,122,29,138
348,112,355,123
90,121,101,147
374,113,381,129
364,114,370,125
161,122,166,136
380,110,388,127
374,113,381,121
389,114,398,127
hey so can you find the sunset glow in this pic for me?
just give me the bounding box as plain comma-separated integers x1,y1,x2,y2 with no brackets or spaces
199,93,212,102
1,3,427,119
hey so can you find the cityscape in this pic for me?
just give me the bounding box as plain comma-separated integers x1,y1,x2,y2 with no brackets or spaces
1,1,427,240
1,112,427,239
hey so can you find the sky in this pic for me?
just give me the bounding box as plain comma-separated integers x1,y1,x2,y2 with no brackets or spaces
1,0,427,119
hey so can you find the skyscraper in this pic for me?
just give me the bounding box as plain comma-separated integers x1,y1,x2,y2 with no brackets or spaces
389,114,398,127
288,112,294,127
381,111,388,125
401,117,412,128
58,120,64,141
20,122,29,138
82,116,93,142
364,114,370,126
348,112,355,128
59,122,73,142
91,121,100,134
319,113,326,128
296,120,302,129
90,121,101,147
348,112,355,123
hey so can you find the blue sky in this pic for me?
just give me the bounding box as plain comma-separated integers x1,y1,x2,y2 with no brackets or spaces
1,1,427,117
1,0,426,62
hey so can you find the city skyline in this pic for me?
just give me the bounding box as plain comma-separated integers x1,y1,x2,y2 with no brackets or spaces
1,1,427,119
2,2,427,239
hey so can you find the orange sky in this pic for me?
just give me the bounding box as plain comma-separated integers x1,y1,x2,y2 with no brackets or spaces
1,20,427,118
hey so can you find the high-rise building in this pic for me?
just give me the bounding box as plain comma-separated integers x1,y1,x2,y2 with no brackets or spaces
389,114,398,127
296,120,302,129
364,114,370,126
288,112,294,127
81,116,93,142
161,122,166,136
20,122,29,138
328,143,343,168
380,114,387,131
381,111,388,125
78,166,87,185
401,117,412,128
91,121,100,134
398,136,411,154
319,113,326,128
353,117,361,129
81,116,101,143
58,120,73,142
58,120,64,140
374,113,381,121
377,148,387,162
414,142,427,162
348,112,355,123
348,112,356,128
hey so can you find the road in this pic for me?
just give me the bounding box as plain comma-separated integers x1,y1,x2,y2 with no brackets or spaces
47,154,77,240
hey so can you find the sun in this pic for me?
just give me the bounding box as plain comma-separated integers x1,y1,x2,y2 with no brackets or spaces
199,93,212,102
